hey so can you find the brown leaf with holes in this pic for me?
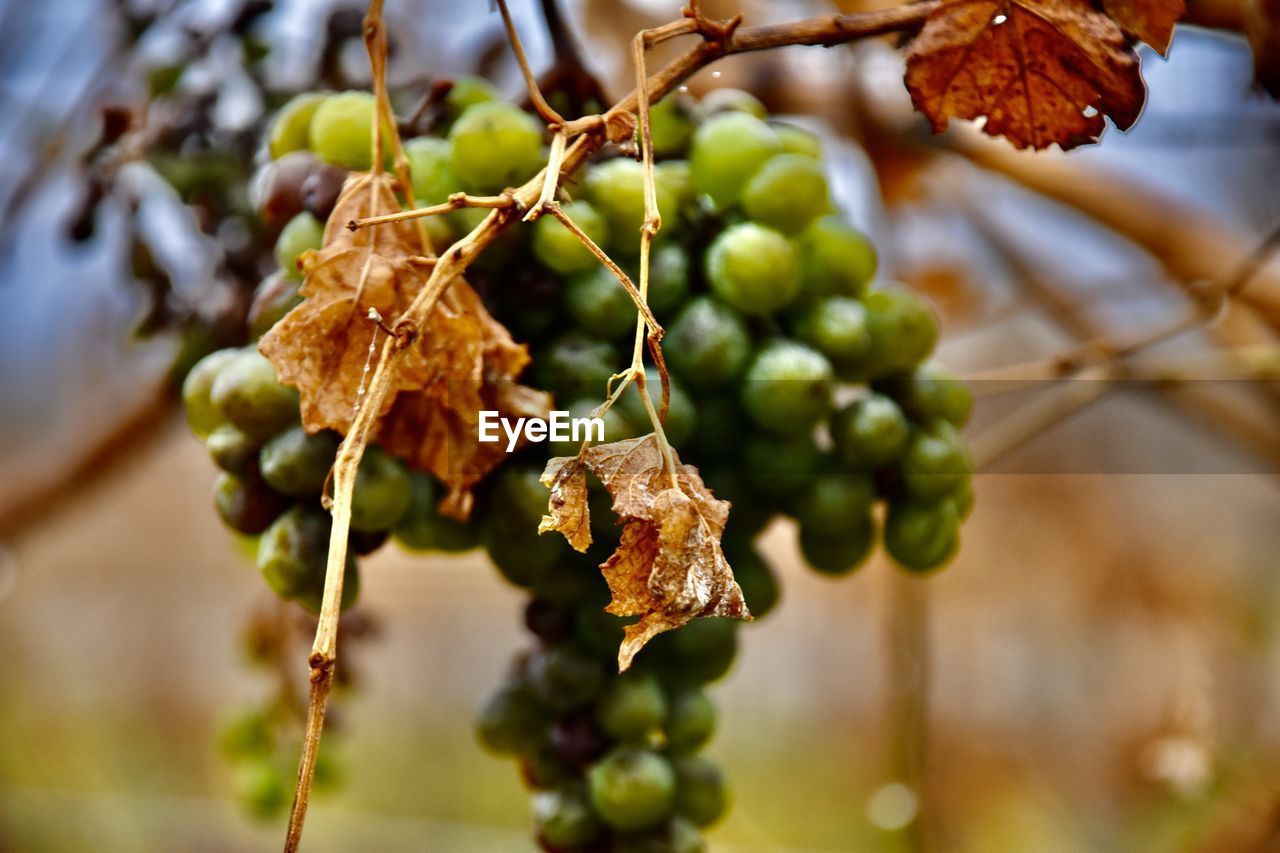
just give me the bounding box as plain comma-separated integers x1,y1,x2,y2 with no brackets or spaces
554,434,750,670
260,172,549,517
905,0,1147,150
1102,0,1182,54
539,457,591,552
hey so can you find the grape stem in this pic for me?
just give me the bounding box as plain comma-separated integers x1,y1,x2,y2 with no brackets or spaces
496,0,566,125
349,191,519,230
284,2,942,850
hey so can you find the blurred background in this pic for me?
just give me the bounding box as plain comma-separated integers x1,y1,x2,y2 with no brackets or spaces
2,0,1280,850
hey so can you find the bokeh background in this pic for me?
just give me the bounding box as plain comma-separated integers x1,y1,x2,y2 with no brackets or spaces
1,0,1279,851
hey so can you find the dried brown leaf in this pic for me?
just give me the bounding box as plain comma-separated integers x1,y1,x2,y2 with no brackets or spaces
1102,0,1182,54
905,0,1147,150
539,457,592,552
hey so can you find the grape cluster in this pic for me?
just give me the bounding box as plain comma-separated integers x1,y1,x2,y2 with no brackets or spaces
183,80,971,846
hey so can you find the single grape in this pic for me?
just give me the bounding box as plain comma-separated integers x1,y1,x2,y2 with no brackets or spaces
655,160,696,217
598,672,669,742
742,153,830,233
615,819,706,853
565,266,635,338
449,101,544,193
792,296,872,365
529,644,607,711
616,367,696,447
443,74,500,121
646,93,698,157
588,748,677,831
350,446,412,532
258,505,348,600
949,478,975,520
404,136,460,205
393,472,482,552
214,471,286,535
268,92,326,160
771,122,823,159
880,363,972,427
521,744,577,790
524,598,572,643
743,432,820,499
582,158,677,253
549,712,611,768
294,557,360,616
741,340,834,434
183,348,238,438
219,709,274,759
699,88,767,119
259,426,339,497
664,689,715,753
899,421,972,500
234,759,289,821
254,151,315,228
247,271,302,340
485,518,568,588
491,466,552,530
673,756,728,827
723,544,780,618
647,242,690,316
795,470,876,531
798,215,877,298
689,111,780,208
274,211,324,280
300,161,347,222
860,288,939,378
830,394,910,469
706,223,802,316
476,680,548,756
533,786,603,849
884,498,960,571
664,297,752,383
799,516,876,576
207,423,260,476
210,349,298,439
309,91,379,170
574,602,628,658
660,619,738,685
536,334,619,399
534,199,608,275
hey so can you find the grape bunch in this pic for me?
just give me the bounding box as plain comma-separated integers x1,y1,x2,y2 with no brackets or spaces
182,78,972,846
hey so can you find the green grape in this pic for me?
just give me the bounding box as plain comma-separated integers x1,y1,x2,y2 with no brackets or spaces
219,709,274,759
771,122,823,159
647,242,690,316
949,478,975,520
476,681,548,756
533,786,603,848
799,516,876,576
860,288,939,378
588,748,677,831
491,466,552,530
529,644,607,711
723,544,780,619
210,348,298,439
182,348,238,438
881,363,972,427
655,160,696,216
350,446,412,532
449,101,544,193
534,199,608,275
673,756,728,827
582,158,678,253
536,334,619,398
742,153,831,233
830,394,910,468
699,88,767,119
615,819,706,853
443,74,500,120
248,271,302,340
795,470,876,531
259,426,339,497
394,472,482,552
705,467,775,541
258,505,351,600
792,296,872,365
665,297,752,382
743,432,819,499
661,618,738,685
565,265,635,338
404,136,460,204
275,211,323,280
884,498,960,571
798,215,877,298
295,558,360,616
530,558,601,605
689,112,780,208
741,340,834,434
598,673,669,741
485,518,568,588
646,93,697,157
268,92,327,160
234,758,289,821
309,91,380,170
574,602,628,657
899,421,972,500
522,744,577,790
706,223,802,316
664,689,715,753
207,424,260,476
214,471,286,535
616,367,696,446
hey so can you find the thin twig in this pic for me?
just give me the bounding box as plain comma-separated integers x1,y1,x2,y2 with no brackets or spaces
496,0,565,124
350,192,517,230
525,130,568,220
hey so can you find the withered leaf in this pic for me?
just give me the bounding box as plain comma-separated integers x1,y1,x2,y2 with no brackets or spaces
905,0,1147,150
1102,0,1182,54
539,457,591,552
542,434,749,670
260,172,549,517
